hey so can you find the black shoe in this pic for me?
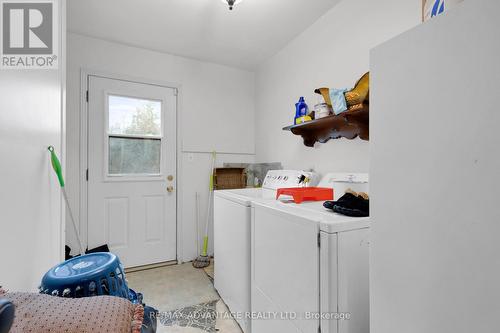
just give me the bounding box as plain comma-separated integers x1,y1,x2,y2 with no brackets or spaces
333,204,369,217
323,192,359,210
324,192,369,217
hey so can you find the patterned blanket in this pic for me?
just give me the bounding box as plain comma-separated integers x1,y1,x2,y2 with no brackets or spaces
0,288,143,333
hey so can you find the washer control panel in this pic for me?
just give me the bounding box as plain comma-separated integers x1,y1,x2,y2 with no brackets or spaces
262,170,319,190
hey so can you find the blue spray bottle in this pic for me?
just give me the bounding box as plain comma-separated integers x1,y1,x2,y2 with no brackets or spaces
294,97,310,125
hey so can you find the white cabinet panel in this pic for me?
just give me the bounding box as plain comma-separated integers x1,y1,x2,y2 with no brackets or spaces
371,1,500,332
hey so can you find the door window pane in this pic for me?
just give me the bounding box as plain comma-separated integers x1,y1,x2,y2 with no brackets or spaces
108,95,161,136
109,137,161,175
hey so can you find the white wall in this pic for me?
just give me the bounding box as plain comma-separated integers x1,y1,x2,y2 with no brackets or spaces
255,0,421,175
0,1,65,291
66,33,255,261
370,1,500,332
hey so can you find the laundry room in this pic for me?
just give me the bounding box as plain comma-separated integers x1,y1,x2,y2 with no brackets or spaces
1,1,499,333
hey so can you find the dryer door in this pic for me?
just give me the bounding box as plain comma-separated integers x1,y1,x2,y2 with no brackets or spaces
252,203,320,333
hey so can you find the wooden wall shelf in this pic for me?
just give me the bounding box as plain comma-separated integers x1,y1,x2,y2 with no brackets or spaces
283,105,369,147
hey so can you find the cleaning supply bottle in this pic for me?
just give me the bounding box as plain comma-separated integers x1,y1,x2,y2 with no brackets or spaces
294,97,311,125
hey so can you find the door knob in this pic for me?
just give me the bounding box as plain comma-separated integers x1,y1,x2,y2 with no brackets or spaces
167,186,175,193
167,175,174,181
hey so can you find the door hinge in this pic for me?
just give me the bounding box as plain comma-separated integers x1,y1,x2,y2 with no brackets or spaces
86,169,89,181
317,232,321,248
318,325,321,333
86,90,89,102
173,88,178,96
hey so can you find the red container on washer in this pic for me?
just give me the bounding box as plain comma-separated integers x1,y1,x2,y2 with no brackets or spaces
276,187,334,204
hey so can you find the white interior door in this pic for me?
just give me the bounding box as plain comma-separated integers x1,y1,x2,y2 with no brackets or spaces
87,75,177,268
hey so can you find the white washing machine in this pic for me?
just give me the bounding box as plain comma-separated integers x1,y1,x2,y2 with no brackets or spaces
251,173,370,333
214,170,319,333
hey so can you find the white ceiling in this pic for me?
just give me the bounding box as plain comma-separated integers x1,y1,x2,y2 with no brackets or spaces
67,0,341,70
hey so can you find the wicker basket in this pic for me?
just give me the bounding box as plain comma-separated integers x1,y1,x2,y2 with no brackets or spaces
213,168,247,190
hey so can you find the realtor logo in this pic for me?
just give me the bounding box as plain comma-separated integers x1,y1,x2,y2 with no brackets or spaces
1,0,58,69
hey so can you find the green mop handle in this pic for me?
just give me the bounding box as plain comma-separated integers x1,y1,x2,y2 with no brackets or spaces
48,146,65,187
48,146,85,255
201,237,209,257
201,151,216,257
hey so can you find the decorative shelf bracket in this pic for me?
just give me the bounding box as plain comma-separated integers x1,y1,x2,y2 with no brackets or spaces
283,105,369,147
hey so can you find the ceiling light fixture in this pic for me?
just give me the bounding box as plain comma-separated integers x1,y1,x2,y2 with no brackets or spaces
221,0,244,10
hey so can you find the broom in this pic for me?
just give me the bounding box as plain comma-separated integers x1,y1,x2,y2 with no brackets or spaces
193,151,216,269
